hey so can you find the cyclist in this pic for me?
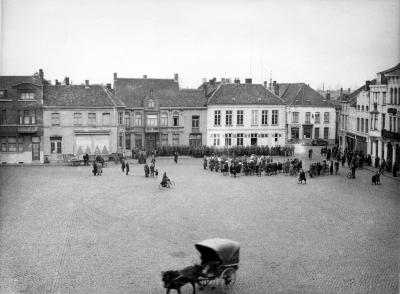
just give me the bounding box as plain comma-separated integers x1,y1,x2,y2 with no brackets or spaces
160,172,171,187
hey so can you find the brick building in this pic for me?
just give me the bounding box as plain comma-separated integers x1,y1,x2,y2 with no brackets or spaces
0,70,46,163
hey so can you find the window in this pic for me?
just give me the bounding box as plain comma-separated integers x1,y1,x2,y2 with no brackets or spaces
357,105,360,111
389,116,392,131
213,134,220,146
125,112,130,127
1,109,6,124
88,113,96,126
237,133,243,146
125,134,131,150
134,113,142,126
314,127,320,139
50,137,62,154
161,134,168,146
148,99,155,108
135,134,142,148
383,92,386,105
118,133,124,148
51,113,60,126
236,110,243,125
291,127,299,139
23,110,30,124
366,119,368,133
262,110,269,125
361,105,364,112
382,114,385,130
214,111,221,126
251,110,258,125
192,115,200,131
324,127,329,139
272,110,278,125
20,92,34,100
361,118,364,132
74,113,82,126
303,127,311,139
292,112,299,123
324,112,329,123
0,137,23,152
225,111,232,126
274,133,279,142
102,113,110,126
146,114,158,127
173,112,179,126
118,112,123,125
0,90,6,99
366,106,369,112
305,112,311,124
315,112,320,123
357,118,360,131
161,113,168,127
172,133,179,146
224,133,232,146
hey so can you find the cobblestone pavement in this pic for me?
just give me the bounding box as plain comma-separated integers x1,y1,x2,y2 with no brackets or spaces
0,147,399,294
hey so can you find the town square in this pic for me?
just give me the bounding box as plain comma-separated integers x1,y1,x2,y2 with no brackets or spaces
1,0,399,293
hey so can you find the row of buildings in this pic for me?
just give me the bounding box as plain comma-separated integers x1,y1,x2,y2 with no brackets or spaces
1,69,338,164
338,63,400,167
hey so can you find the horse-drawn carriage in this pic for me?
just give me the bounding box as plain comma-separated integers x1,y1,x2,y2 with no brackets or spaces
162,238,240,293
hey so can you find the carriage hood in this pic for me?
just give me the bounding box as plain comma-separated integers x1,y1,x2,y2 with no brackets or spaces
195,238,240,265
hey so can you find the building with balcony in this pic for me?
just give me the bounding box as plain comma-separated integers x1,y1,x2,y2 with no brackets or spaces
338,81,374,154
369,63,400,166
206,79,286,147
42,80,125,162
113,73,207,154
276,82,336,144
0,70,46,163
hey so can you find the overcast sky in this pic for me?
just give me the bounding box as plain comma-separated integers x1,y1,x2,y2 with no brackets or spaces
0,0,399,91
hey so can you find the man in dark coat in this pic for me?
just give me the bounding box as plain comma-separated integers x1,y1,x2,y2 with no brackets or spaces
92,161,97,176
308,149,313,159
121,159,126,172
393,162,398,177
341,155,346,167
174,152,178,164
125,162,130,175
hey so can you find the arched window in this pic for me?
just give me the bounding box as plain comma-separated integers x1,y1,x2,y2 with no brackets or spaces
148,99,155,108
390,88,393,104
173,112,179,126
395,88,398,105
361,105,364,112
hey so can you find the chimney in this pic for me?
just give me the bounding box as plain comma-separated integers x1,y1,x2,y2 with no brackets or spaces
106,83,112,90
234,78,240,84
221,78,226,83
202,78,207,84
365,80,371,91
64,77,70,86
143,75,147,79
273,81,279,96
85,80,89,88
174,73,179,82
209,79,214,86
202,84,208,97
245,78,252,84
55,79,59,85
348,88,351,93
113,72,117,81
39,69,44,80
263,81,268,88
326,91,331,100
340,88,343,94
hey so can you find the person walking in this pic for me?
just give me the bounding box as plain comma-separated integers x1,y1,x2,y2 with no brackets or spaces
329,160,334,175
334,160,339,175
393,162,398,177
125,161,130,175
351,162,356,179
308,149,313,159
341,155,346,167
380,159,386,175
174,152,178,164
121,158,126,172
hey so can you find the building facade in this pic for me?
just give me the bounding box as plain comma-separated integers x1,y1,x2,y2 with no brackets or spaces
113,73,207,155
43,80,125,162
206,81,287,147
338,82,372,154
276,83,337,144
0,70,46,163
368,63,400,166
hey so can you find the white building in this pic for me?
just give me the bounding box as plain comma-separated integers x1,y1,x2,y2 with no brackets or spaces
338,82,372,154
276,82,337,144
369,63,400,166
206,80,286,147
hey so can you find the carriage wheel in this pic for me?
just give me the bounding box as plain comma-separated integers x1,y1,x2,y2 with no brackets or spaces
218,268,236,291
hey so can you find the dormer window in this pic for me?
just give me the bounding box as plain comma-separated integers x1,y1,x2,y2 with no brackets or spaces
148,99,155,108
20,92,35,100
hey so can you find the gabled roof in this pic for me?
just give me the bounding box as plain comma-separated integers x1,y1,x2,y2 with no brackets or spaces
0,76,43,89
378,63,400,76
208,84,285,105
277,83,332,107
43,84,124,107
114,78,179,108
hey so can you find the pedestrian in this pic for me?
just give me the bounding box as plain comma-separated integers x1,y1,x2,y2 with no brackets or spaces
125,161,130,175
393,162,398,177
341,155,346,167
92,161,97,176
174,152,178,164
329,160,334,175
298,168,306,184
380,159,386,175
121,158,126,172
351,163,356,179
308,149,313,159
144,163,150,177
334,160,339,174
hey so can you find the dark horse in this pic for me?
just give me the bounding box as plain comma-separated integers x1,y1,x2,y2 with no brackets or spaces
161,264,203,294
